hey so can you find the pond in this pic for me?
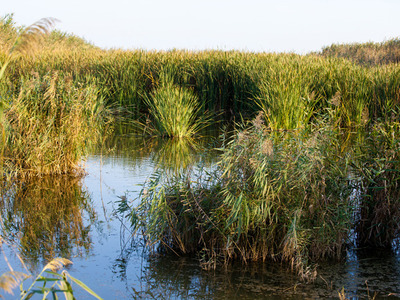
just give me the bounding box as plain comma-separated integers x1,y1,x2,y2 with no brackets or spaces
1,129,400,299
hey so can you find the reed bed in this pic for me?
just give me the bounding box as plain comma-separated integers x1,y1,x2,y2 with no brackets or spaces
321,38,400,65
3,72,107,177
128,118,400,279
1,14,400,282
2,12,400,133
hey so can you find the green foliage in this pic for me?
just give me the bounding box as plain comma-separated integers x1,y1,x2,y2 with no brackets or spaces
321,38,400,65
0,257,102,299
255,59,318,129
142,67,208,137
130,116,353,280
352,121,400,248
3,72,108,177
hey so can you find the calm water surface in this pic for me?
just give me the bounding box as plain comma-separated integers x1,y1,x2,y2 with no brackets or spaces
1,132,400,299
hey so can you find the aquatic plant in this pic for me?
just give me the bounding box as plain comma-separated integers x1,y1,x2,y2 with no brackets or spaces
0,15,56,174
130,115,353,280
141,67,208,138
0,256,102,299
352,120,400,248
255,61,318,130
3,71,107,177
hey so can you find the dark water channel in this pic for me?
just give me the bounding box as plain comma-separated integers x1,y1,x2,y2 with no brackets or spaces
1,130,400,299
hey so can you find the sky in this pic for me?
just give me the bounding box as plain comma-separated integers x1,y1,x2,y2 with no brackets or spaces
2,0,400,54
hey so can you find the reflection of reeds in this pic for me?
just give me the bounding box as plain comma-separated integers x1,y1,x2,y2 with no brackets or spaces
152,138,200,173
0,175,96,268
95,121,219,172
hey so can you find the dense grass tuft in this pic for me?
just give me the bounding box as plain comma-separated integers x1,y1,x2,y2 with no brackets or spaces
3,72,108,177
141,67,208,137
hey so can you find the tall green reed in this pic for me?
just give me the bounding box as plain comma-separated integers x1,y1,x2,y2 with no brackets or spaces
141,66,208,138
130,115,353,280
352,121,400,248
255,59,318,130
0,16,57,176
4,72,107,177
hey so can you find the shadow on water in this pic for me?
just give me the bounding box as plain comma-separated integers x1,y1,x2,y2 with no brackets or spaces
0,176,96,272
111,245,400,299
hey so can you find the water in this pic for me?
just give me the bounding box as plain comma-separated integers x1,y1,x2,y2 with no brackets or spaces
1,133,400,299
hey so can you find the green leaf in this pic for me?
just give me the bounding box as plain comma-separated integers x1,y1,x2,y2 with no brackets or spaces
63,272,103,300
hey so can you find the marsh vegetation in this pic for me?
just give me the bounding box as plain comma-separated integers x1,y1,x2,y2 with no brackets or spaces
1,13,400,298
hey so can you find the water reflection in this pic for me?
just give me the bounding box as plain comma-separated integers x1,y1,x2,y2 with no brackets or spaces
0,176,96,271
98,125,219,174
151,138,202,173
3,124,400,299
112,250,400,299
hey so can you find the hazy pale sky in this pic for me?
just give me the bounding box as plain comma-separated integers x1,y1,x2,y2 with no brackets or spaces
2,0,400,53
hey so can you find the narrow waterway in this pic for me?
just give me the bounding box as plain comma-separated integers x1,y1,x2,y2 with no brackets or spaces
1,132,400,299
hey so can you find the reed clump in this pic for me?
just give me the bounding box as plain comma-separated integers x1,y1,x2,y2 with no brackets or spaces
3,72,107,177
129,114,400,278
140,67,209,138
130,115,353,280
352,120,400,249
255,61,318,130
